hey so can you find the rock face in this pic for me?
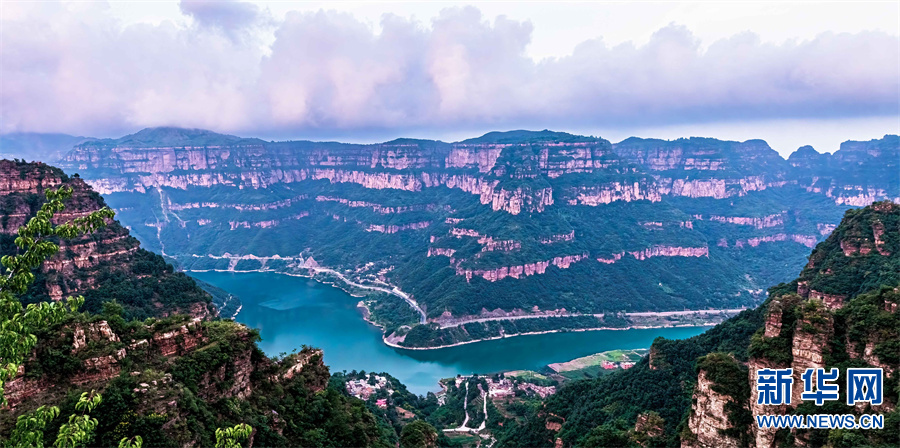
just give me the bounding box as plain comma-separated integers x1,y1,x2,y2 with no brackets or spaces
683,370,741,448
747,357,788,448
4,318,206,408
0,160,212,318
152,319,204,356
789,304,833,406
47,129,900,322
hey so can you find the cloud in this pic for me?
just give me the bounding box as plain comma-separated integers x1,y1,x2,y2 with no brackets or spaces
179,0,262,38
1,3,897,138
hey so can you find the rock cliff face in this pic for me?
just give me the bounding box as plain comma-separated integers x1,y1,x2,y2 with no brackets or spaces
4,318,204,407
3,313,345,447
46,129,900,324
685,202,900,448
683,370,742,448
0,160,212,318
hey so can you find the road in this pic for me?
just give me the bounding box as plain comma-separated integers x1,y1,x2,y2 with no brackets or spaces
310,267,427,324
437,308,748,328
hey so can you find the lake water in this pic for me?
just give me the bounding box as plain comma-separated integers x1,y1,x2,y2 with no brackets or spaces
190,271,710,395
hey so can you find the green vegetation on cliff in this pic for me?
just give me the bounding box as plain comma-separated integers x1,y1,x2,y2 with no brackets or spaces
493,201,900,447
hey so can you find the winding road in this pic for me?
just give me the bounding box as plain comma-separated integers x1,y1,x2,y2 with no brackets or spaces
436,308,748,329
309,267,427,324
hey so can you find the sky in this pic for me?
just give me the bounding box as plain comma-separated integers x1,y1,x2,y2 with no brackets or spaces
1,1,898,156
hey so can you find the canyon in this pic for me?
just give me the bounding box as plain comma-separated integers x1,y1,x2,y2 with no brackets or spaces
47,128,899,347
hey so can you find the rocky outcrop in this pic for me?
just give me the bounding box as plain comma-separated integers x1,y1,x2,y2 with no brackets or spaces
703,213,785,229
629,246,709,260
199,345,253,400
71,348,127,385
734,234,817,249
457,253,589,282
3,366,51,408
747,358,787,448
72,321,120,352
597,252,625,264
366,221,431,234
152,319,205,356
847,337,896,377
0,160,213,317
564,181,662,205
634,412,664,441
427,247,456,258
683,370,741,448
763,305,782,338
280,349,324,382
789,304,833,405
540,231,575,244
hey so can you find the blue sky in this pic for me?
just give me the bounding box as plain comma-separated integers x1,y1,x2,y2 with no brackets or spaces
1,1,898,155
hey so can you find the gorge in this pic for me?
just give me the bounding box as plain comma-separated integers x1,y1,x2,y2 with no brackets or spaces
54,128,899,348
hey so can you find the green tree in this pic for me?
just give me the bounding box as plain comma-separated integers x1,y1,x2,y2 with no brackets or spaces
214,423,252,448
0,186,114,404
118,436,143,448
54,390,102,448
399,420,438,448
5,405,60,447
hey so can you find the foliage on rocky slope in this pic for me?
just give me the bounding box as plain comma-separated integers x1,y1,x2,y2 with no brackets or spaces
494,201,900,447
0,166,436,447
0,159,212,319
54,128,899,347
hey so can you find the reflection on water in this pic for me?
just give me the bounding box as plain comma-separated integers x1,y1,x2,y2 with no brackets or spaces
191,271,710,394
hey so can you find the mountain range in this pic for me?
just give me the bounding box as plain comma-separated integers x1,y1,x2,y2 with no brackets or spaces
5,127,898,348
0,152,896,447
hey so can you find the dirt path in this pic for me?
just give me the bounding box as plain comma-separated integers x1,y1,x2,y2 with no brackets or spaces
444,381,471,432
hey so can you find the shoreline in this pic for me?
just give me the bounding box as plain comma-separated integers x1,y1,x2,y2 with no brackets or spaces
185,267,738,351
383,322,716,351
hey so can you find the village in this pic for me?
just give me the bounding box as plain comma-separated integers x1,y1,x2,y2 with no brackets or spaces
345,373,393,408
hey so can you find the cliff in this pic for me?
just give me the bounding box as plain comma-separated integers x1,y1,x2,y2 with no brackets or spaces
497,201,899,447
0,160,213,319
47,128,900,339
687,202,899,448
0,312,385,447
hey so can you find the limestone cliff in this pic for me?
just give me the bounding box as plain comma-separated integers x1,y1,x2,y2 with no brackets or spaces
0,160,213,318
683,369,742,448
46,129,900,329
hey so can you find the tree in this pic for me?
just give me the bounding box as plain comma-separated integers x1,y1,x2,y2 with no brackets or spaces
0,187,118,447
54,391,102,448
214,423,252,448
0,186,114,404
399,420,438,448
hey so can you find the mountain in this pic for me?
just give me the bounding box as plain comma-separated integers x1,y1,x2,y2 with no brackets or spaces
56,127,900,347
493,201,899,447
0,133,94,162
0,159,213,319
0,159,440,448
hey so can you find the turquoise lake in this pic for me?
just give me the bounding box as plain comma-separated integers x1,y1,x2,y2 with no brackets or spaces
190,271,710,395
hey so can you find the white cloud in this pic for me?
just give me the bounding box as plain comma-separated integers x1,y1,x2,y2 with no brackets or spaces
1,1,897,142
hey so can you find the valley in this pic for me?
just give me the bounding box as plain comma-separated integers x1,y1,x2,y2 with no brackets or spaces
57,128,899,349
190,270,711,395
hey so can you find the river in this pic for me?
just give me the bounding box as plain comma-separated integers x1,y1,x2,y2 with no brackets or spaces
190,271,711,395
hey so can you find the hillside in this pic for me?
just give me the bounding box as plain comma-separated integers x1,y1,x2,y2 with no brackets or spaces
492,201,899,447
0,160,443,447
55,128,900,347
0,160,213,319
